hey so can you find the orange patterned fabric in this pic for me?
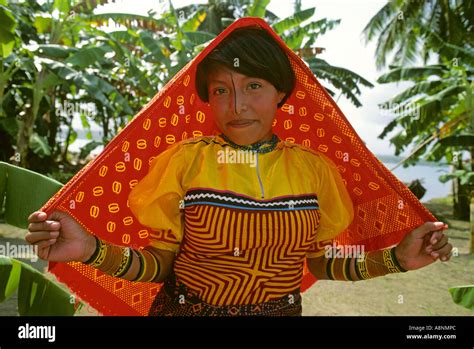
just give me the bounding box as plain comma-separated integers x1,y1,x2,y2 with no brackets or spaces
42,17,435,316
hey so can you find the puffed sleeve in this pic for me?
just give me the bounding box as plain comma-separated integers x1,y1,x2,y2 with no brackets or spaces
128,143,185,253
306,152,354,258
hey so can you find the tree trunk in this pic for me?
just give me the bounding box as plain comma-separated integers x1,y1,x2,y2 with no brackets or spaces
453,155,470,220
470,147,474,253
62,112,74,163
47,92,59,153
15,71,45,168
15,109,35,167
453,180,470,220
470,196,474,254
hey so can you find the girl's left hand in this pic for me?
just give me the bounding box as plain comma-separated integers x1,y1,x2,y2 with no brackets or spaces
395,221,452,271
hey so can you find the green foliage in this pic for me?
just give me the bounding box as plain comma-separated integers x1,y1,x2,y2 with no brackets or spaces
0,160,76,315
0,256,19,303
29,133,51,157
449,286,474,311
272,8,315,34
0,161,62,229
0,0,371,176
363,0,473,69
440,169,474,186
306,57,373,107
246,0,270,18
364,0,473,218
0,257,79,315
0,3,16,58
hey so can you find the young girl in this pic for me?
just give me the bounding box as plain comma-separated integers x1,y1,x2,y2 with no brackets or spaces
26,24,452,316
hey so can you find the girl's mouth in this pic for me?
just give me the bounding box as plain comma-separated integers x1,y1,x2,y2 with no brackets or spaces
228,120,256,128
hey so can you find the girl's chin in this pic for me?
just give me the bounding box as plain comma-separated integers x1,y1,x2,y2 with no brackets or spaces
222,132,271,146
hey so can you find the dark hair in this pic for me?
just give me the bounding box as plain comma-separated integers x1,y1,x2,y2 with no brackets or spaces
196,27,295,108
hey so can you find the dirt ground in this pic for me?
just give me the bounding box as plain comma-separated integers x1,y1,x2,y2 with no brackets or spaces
0,197,472,316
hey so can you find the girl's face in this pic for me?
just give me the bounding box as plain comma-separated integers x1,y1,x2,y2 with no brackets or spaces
207,66,285,146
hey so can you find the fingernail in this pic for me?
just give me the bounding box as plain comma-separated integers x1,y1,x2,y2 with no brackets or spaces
51,222,60,229
441,256,447,261
50,232,59,238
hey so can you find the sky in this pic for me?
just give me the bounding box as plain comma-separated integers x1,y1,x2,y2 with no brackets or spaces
94,0,412,156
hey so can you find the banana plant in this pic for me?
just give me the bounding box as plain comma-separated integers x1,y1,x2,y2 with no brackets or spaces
1,0,375,177
363,0,473,220
0,161,82,315
375,48,473,219
362,0,472,69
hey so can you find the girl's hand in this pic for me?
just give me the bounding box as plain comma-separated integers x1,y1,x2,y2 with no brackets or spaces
395,221,451,271
26,210,96,263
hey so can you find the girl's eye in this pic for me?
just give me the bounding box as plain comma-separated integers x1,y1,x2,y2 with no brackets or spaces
249,83,261,90
213,88,227,95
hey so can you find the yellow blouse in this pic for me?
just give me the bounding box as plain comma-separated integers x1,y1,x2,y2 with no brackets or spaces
129,135,353,306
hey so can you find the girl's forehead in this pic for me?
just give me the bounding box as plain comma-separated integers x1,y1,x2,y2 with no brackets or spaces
208,67,254,82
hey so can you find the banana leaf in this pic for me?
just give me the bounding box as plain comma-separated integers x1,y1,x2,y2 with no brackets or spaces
0,163,80,315
0,162,62,229
449,285,474,311
0,256,19,303
272,8,315,34
0,257,78,315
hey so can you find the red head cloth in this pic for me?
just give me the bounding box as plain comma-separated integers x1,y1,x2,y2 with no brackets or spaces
42,17,435,316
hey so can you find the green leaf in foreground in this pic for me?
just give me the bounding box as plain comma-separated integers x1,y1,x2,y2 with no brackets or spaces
0,257,79,316
449,285,474,311
17,260,76,316
0,256,20,302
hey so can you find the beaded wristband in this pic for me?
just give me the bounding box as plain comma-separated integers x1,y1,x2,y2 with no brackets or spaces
324,246,407,281
388,246,407,273
355,253,371,280
355,247,407,280
84,237,134,277
84,236,105,266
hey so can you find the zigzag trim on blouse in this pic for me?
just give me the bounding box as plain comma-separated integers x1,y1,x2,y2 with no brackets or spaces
183,188,319,211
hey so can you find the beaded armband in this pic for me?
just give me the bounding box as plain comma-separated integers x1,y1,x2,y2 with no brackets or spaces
325,246,407,281
132,249,161,283
84,237,133,277
326,255,353,281
84,237,161,282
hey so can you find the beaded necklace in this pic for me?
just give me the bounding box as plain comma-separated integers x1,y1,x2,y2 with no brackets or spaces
220,134,279,154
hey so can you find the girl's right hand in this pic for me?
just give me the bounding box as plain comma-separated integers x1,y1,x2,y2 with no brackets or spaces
26,210,96,263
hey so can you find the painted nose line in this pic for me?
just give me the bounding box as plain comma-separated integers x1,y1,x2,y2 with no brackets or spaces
230,75,239,115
